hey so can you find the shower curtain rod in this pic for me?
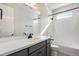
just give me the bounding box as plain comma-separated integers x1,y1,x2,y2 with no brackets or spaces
48,7,79,16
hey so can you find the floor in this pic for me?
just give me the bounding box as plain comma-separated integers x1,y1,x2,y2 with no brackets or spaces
57,51,69,56
51,50,70,56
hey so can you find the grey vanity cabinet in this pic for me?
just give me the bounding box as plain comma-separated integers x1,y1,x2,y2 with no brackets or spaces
28,41,46,56
8,48,28,56
46,39,51,56
29,46,46,56
47,44,51,56
8,39,51,56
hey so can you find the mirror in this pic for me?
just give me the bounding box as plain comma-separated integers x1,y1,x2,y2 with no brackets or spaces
0,4,14,37
0,8,2,20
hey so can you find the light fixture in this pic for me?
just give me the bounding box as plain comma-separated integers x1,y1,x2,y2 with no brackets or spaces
25,3,40,15
25,3,36,8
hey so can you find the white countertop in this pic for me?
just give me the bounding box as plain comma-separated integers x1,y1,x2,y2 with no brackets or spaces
0,36,50,56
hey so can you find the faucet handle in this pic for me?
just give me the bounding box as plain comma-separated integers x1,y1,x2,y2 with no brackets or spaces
24,32,27,35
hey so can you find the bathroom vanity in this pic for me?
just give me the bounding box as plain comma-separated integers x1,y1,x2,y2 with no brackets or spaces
0,36,51,56
8,39,51,56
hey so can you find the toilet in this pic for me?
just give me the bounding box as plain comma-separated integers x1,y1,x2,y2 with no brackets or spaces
51,44,59,56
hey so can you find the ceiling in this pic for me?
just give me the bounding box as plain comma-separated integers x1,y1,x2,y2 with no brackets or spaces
34,3,71,15
45,3,71,11
3,3,71,11
2,3,71,15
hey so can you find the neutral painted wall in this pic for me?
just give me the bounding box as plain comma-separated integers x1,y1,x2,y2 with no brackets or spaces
33,19,40,36
41,16,54,36
11,4,38,36
0,3,39,36
53,4,79,49
36,3,54,36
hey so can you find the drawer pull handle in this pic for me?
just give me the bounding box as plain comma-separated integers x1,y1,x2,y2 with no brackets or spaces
37,51,41,55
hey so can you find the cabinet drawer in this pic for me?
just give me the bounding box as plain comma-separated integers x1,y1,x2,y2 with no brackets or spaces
29,41,46,54
8,48,28,56
29,46,46,56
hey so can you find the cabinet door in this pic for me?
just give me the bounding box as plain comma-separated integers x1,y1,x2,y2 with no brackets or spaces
29,46,46,56
8,48,28,56
47,44,51,56
29,41,46,54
